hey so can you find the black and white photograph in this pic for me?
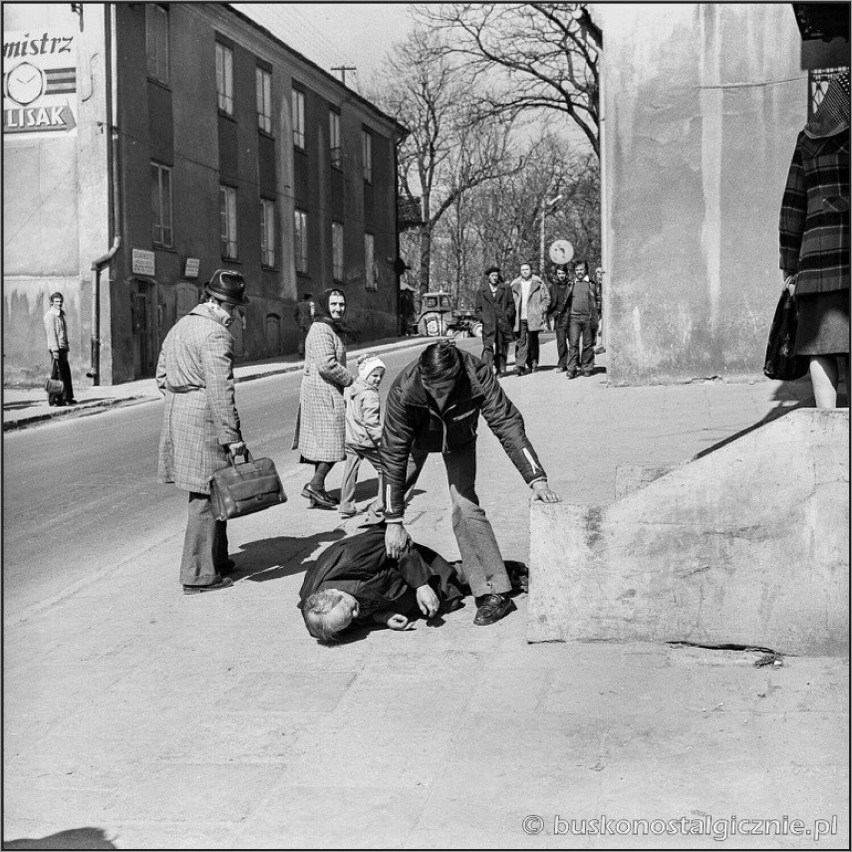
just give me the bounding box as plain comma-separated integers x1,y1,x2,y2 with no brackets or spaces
2,2,849,849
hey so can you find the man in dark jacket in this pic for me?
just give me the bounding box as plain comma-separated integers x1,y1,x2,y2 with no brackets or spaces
299,523,466,641
547,265,573,371
380,341,560,626
293,292,315,357
474,265,515,376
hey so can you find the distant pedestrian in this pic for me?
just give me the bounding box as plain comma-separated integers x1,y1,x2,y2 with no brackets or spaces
293,292,315,358
293,288,354,509
474,265,515,377
339,354,387,519
566,260,601,379
156,270,249,595
779,72,849,408
380,341,561,627
509,262,550,375
547,265,573,371
594,267,605,348
43,292,75,406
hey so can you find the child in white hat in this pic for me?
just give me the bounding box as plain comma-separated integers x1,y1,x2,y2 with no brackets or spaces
339,354,387,518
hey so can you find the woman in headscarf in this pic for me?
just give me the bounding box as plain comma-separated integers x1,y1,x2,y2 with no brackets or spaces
292,288,354,508
779,72,850,408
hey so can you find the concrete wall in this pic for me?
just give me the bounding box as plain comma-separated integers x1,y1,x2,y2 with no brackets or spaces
595,4,807,384
528,409,850,656
3,3,109,386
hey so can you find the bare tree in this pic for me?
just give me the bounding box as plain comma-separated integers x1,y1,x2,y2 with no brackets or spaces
370,27,524,291
418,3,601,157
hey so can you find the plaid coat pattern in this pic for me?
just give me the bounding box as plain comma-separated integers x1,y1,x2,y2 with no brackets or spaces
779,129,850,295
157,305,242,494
292,321,353,461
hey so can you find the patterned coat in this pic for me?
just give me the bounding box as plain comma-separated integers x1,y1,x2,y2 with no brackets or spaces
510,275,551,332
292,321,353,461
779,129,850,295
156,304,242,494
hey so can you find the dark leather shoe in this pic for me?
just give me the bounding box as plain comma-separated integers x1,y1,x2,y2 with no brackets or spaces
581,370,593,377
301,484,336,509
473,594,516,626
566,370,579,379
183,577,234,595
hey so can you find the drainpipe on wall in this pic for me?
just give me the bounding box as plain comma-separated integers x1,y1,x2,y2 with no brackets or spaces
88,3,120,385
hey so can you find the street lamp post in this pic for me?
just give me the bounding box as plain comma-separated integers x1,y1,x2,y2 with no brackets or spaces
539,194,563,275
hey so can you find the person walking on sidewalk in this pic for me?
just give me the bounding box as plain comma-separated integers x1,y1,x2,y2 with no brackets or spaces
43,292,76,406
293,288,354,509
566,260,601,379
547,265,574,371
293,292,315,358
510,262,550,375
339,354,387,519
380,341,561,626
157,270,249,595
474,265,515,377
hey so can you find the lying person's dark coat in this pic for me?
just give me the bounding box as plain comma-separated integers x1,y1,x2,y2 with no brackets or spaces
298,524,466,626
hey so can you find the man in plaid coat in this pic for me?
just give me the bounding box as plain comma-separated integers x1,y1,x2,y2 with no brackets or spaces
157,270,249,594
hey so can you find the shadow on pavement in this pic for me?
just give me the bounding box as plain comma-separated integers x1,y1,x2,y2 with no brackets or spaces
235,530,346,583
4,827,116,849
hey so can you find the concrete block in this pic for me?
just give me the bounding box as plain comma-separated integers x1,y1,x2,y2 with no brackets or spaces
528,409,849,655
615,463,678,499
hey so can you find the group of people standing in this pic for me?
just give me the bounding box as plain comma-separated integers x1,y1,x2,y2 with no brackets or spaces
157,273,559,638
474,260,603,379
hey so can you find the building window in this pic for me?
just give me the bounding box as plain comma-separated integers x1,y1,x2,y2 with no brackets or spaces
329,109,342,169
294,208,308,273
150,162,173,247
219,185,238,259
292,88,305,148
332,221,344,281
362,129,373,182
146,5,169,85
364,233,377,291
256,66,272,133
260,198,276,267
215,42,234,115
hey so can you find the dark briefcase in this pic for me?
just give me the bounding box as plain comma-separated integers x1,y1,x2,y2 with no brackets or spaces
209,450,287,521
763,288,809,382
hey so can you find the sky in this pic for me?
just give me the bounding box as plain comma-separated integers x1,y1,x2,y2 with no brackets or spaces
231,3,415,91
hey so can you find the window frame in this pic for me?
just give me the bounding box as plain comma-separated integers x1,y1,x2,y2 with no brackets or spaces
294,208,309,274
329,108,342,169
362,128,373,183
219,184,238,260
364,232,377,291
331,221,344,282
292,87,306,149
215,41,234,116
145,4,170,85
150,161,173,248
260,197,276,268
256,66,272,134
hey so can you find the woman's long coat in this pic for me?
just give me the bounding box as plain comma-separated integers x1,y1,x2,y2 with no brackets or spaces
292,321,353,462
157,304,242,494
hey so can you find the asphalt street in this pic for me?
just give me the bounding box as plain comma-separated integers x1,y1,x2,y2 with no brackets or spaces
4,338,475,618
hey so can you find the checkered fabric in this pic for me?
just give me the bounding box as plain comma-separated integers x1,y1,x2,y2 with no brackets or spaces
779,129,850,295
292,321,353,462
157,305,242,493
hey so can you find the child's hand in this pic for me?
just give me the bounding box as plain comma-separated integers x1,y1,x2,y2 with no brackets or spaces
416,584,440,618
386,613,410,630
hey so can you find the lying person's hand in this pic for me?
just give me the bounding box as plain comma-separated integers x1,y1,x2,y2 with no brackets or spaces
385,613,410,630
416,584,440,618
385,523,410,560
532,479,561,503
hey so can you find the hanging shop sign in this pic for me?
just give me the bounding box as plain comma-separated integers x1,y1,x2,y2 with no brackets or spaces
3,29,78,135
184,258,200,279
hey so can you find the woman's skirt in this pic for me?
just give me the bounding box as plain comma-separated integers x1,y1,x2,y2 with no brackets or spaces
795,290,850,356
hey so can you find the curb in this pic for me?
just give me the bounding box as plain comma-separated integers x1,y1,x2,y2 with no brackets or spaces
3,335,431,431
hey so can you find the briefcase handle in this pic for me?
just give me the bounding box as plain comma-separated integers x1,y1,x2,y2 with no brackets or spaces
227,447,252,466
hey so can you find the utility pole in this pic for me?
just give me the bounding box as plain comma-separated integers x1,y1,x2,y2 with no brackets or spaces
331,65,357,87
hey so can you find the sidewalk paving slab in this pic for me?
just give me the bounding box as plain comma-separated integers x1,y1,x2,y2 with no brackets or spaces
4,339,847,850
